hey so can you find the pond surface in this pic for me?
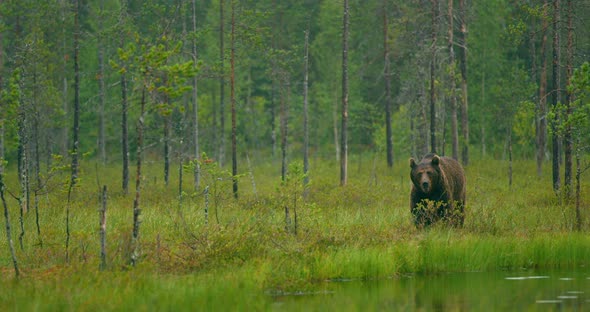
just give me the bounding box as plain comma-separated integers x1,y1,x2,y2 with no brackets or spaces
272,270,590,311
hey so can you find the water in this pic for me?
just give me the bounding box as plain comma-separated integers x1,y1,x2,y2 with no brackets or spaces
272,271,590,311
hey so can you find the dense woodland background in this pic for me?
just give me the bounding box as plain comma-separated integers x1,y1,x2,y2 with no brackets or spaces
1,0,590,193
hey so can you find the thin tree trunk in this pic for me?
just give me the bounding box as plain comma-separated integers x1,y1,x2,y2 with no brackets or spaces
219,0,226,167
0,2,2,170
99,185,107,270
537,1,549,177
71,0,81,186
508,129,513,188
97,0,106,165
530,11,538,157
230,0,238,199
33,110,42,246
178,151,183,209
0,171,19,278
341,0,349,186
192,0,200,190
383,0,393,167
120,0,129,195
62,1,69,157
459,0,469,165
481,124,485,157
418,88,429,156
551,0,561,193
0,2,4,173
164,115,171,186
131,87,146,266
280,81,289,181
333,93,340,162
17,101,28,251
0,123,3,180
563,0,573,197
449,0,459,160
31,33,41,241
66,1,80,261
430,0,438,154
303,29,310,186
121,63,129,194
271,83,277,157
576,142,582,231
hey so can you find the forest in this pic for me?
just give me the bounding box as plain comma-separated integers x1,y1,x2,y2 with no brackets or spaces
1,0,590,190
1,0,590,309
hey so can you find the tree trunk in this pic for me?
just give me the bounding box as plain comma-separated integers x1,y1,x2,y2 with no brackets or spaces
563,0,573,197
430,0,438,154
303,29,310,186
459,0,469,165
230,0,238,199
17,105,28,251
340,0,349,186
551,0,561,193
164,115,171,186
508,128,513,188
192,0,201,190
333,93,340,162
97,0,106,165
537,1,549,177
33,110,42,246
61,1,69,157
0,9,4,174
481,124,486,157
271,82,277,157
419,88,429,156
0,0,6,169
71,0,81,186
0,170,19,278
121,61,129,194
383,0,394,167
131,87,146,267
576,145,582,231
178,148,184,209
448,0,459,160
120,0,129,195
280,80,289,182
219,0,226,167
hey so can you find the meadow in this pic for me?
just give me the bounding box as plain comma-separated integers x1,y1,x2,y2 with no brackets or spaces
0,154,589,310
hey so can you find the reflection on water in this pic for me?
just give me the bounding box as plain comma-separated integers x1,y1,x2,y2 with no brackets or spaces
273,271,590,311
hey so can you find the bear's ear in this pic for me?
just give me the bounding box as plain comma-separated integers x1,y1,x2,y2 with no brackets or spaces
409,158,417,169
432,155,440,166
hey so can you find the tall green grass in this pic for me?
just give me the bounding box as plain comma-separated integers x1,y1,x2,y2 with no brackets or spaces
0,155,589,309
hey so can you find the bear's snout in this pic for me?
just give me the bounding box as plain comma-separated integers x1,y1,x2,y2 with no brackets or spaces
421,181,430,192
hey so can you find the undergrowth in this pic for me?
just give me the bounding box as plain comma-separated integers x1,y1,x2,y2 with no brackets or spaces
0,155,589,309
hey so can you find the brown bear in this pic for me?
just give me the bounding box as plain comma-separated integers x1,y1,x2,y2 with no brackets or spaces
409,153,466,227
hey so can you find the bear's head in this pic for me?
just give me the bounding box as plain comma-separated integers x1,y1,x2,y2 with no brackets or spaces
410,154,441,194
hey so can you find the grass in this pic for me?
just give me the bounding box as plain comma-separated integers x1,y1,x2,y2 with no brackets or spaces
0,154,589,310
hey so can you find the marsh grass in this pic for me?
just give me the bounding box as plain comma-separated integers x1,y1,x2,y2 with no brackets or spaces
0,155,589,309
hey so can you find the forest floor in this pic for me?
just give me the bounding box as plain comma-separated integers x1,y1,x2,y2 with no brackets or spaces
0,156,589,310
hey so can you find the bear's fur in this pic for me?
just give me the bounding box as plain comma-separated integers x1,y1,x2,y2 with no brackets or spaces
409,153,466,227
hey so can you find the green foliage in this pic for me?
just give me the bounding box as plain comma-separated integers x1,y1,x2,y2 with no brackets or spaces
566,62,590,150
192,153,236,224
2,0,588,164
512,100,536,148
548,62,590,153
0,69,22,156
